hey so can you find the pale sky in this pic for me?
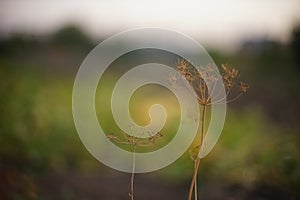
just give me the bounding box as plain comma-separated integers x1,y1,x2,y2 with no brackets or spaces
0,0,300,50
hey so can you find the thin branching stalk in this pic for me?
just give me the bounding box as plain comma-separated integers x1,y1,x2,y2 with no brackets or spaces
129,146,136,200
194,163,198,200
107,131,162,200
188,105,206,200
175,59,248,200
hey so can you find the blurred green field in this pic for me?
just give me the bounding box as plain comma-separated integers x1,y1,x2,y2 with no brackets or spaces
1,62,300,199
1,26,300,199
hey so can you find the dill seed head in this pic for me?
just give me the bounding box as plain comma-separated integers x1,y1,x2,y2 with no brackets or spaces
175,59,249,105
238,82,250,93
107,130,163,148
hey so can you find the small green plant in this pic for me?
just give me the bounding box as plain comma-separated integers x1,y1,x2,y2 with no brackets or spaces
175,59,249,200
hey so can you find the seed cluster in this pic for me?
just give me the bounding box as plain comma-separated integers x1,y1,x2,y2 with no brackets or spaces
175,59,249,105
107,131,163,147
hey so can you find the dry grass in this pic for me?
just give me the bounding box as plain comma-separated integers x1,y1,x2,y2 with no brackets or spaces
175,59,249,200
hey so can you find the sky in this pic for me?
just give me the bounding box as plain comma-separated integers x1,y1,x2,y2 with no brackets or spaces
0,0,300,50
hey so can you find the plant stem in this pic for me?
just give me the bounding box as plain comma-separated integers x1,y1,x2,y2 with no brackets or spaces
194,162,198,200
130,146,136,200
188,105,206,200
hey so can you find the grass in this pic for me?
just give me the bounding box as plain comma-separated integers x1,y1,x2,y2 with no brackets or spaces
0,65,300,199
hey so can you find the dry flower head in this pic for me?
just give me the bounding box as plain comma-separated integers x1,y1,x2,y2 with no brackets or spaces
107,131,163,148
175,59,249,105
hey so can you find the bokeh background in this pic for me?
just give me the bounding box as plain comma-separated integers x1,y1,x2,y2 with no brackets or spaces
1,0,300,199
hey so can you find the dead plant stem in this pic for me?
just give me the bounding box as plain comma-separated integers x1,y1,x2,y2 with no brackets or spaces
130,146,136,200
188,105,206,200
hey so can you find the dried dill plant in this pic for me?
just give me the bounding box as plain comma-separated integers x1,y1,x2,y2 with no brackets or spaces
175,59,249,200
107,131,163,200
